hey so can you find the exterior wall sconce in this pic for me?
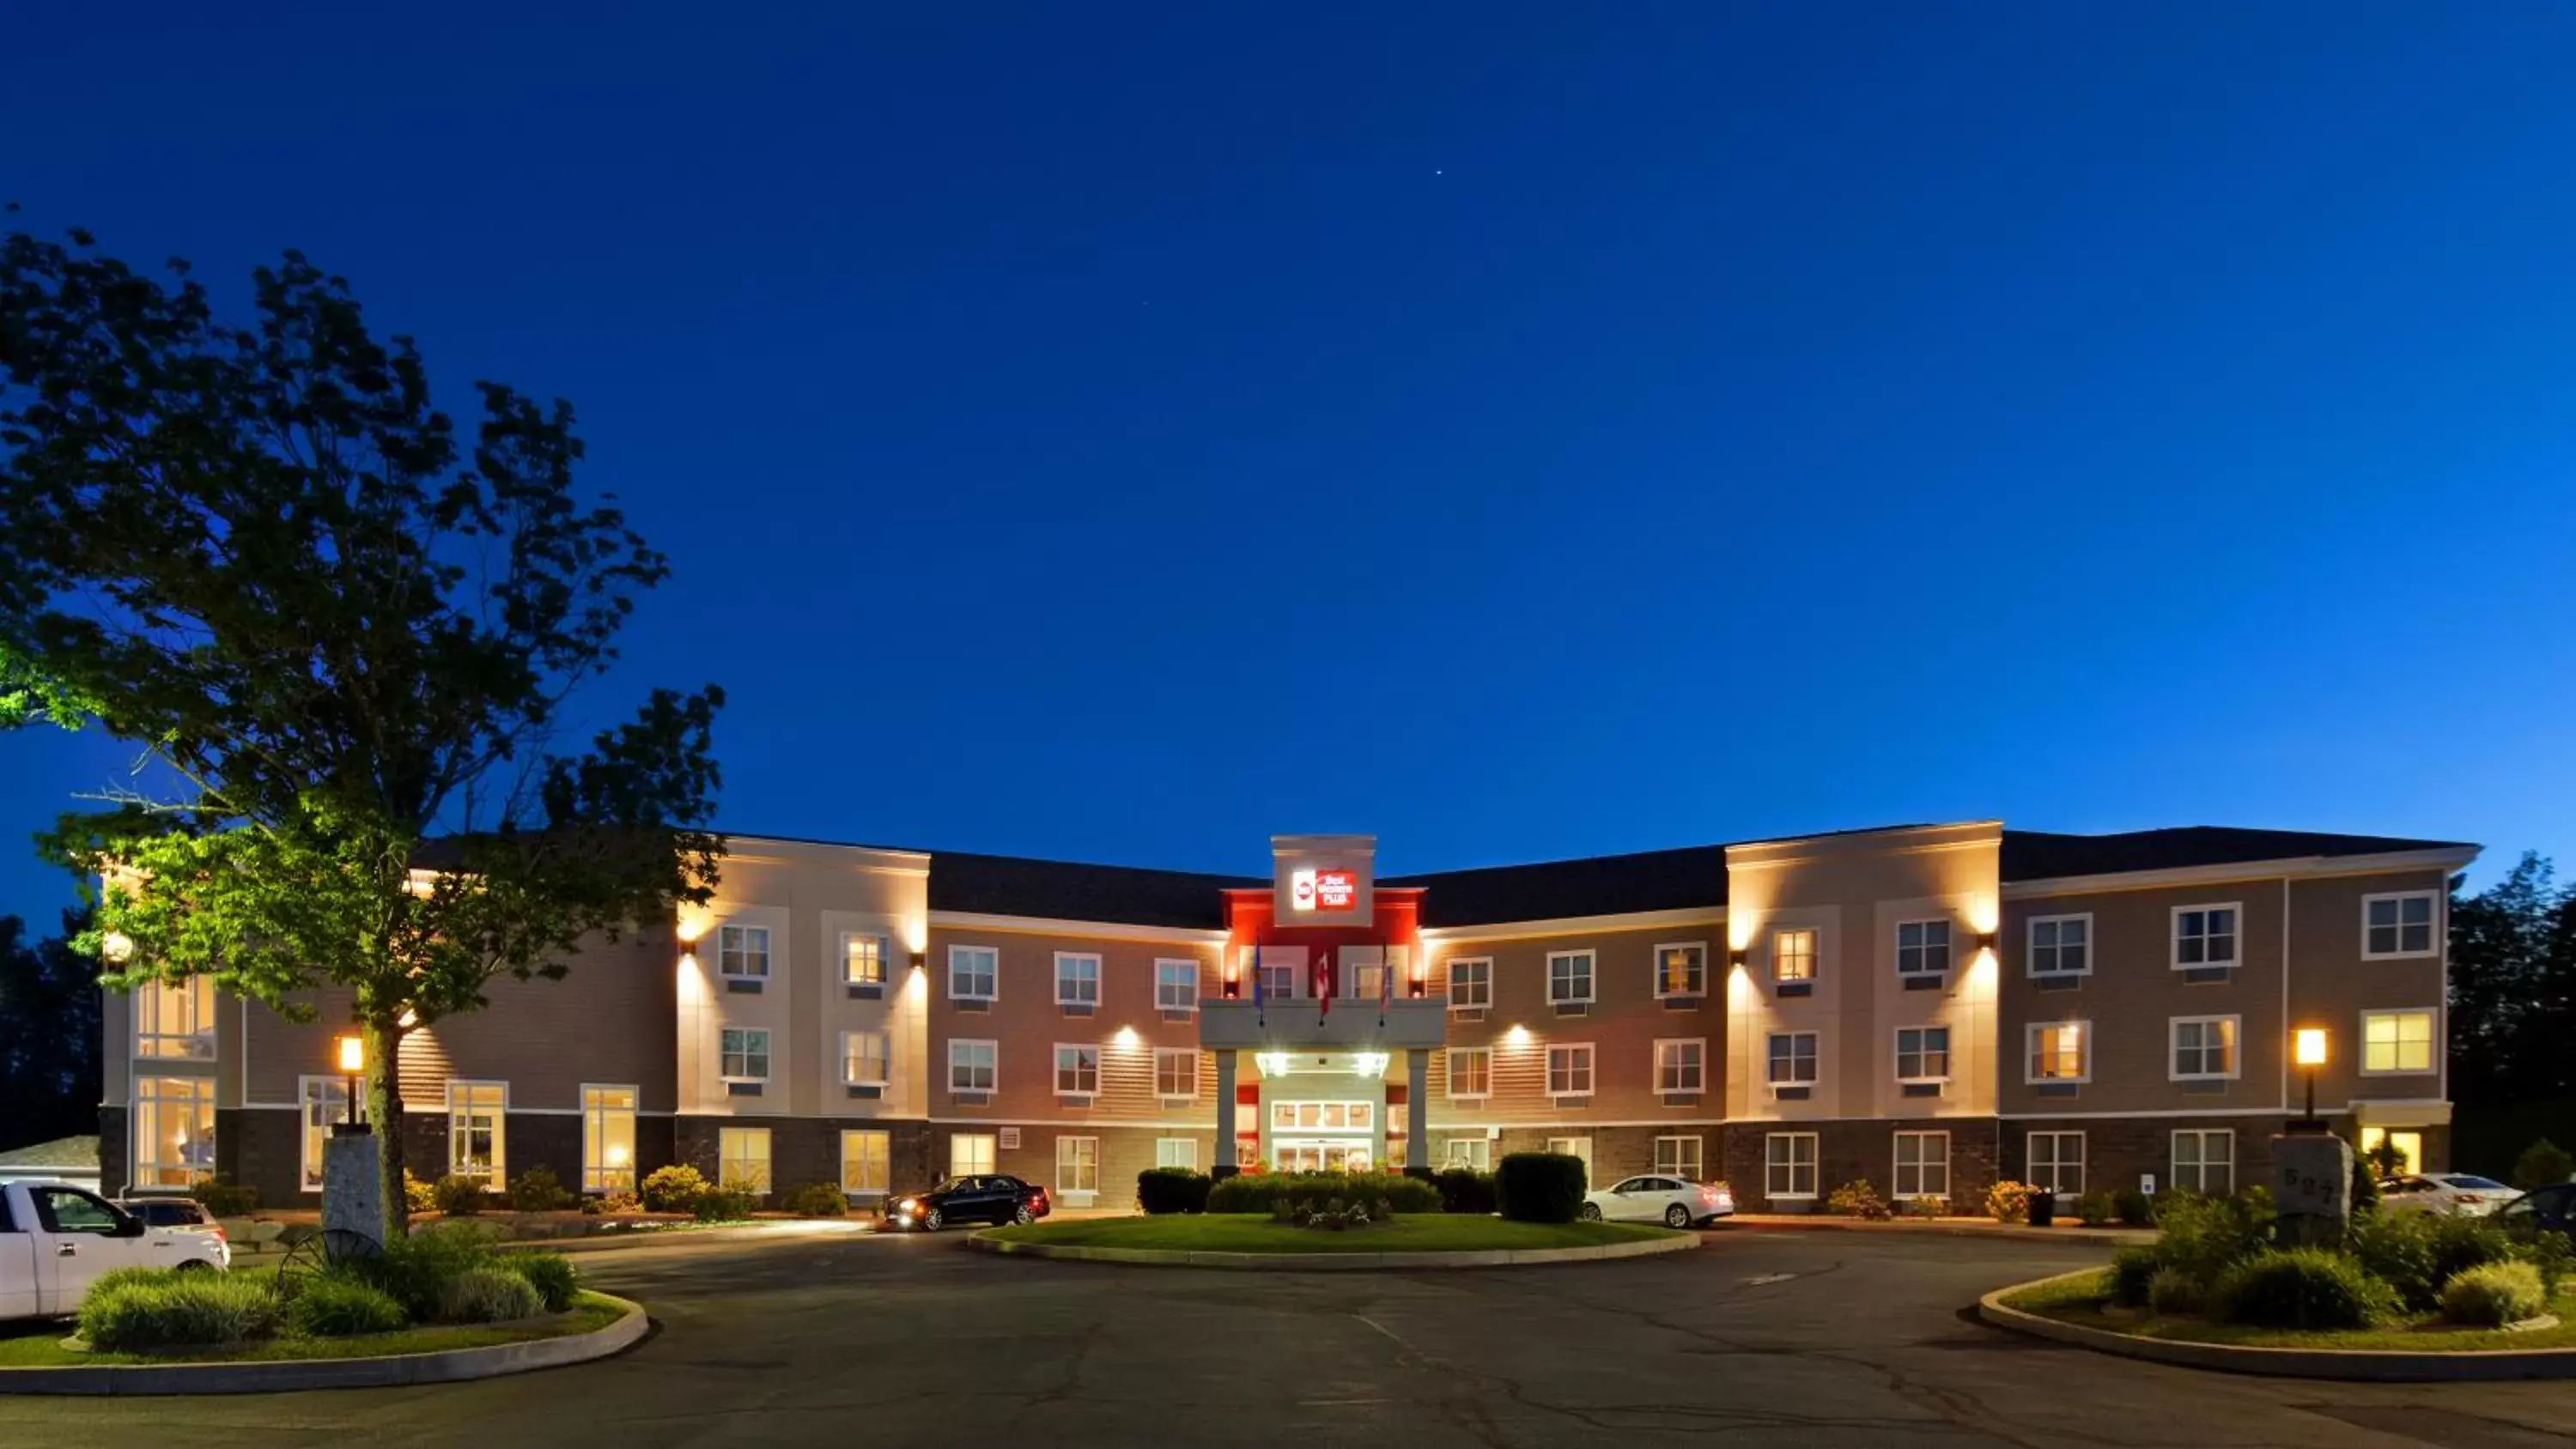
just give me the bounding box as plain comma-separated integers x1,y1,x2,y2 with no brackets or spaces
908,950,927,974
1974,931,1999,955
1728,948,1749,970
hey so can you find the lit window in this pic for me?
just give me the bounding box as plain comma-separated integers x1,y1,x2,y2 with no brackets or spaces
2026,1022,2089,1082
718,925,770,979
1445,1137,1492,1170
1447,958,1492,1009
134,976,216,1060
1547,951,1595,1005
948,944,998,1002
1155,1048,1198,1099
720,1028,770,1081
2026,1131,2084,1195
1155,960,1199,1012
2360,1126,2424,1176
1772,929,1817,983
2362,1010,2436,1074
1258,953,1297,1000
1655,1039,1704,1094
841,933,886,986
1767,1031,1818,1085
583,1085,637,1194
447,1081,507,1186
2173,906,2239,969
1894,1131,1948,1200
1546,1043,1594,1096
841,1031,890,1087
1054,953,1100,1007
299,1076,352,1192
131,1076,215,1189
2363,893,2438,959
1765,1132,1818,1198
719,1126,771,1194
2027,915,2090,978
1895,1027,1950,1082
1656,943,1707,999
1054,1044,1099,1096
2172,1129,2233,1194
950,1132,997,1176
841,1130,889,1195
1156,1138,1197,1170
2170,1016,2239,1080
1055,1136,1100,1194
1447,1047,1492,1099
1655,1135,1704,1180
949,1039,997,1092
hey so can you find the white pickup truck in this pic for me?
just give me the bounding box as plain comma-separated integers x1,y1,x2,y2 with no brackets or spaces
0,1179,231,1322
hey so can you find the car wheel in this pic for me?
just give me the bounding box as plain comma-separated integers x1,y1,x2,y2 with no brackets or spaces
1013,1204,1035,1226
1577,1203,1602,1222
1664,1204,1691,1229
923,1207,943,1232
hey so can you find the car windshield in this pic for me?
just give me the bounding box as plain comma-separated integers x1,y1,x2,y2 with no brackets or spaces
2439,1175,2511,1191
929,1178,973,1193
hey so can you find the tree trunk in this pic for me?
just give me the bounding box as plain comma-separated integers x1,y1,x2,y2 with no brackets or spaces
363,1015,408,1242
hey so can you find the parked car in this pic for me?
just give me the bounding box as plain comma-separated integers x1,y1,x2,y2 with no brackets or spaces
1,1179,231,1323
884,1175,1050,1231
2498,1183,2576,1238
2378,1173,2515,1216
115,1196,220,1231
1578,1174,1735,1228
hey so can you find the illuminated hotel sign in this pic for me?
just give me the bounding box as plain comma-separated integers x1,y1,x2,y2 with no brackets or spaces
1290,868,1358,912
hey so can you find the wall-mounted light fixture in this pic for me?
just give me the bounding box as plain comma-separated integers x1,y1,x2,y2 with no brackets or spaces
1728,948,1749,970
908,950,928,974
1975,931,1999,955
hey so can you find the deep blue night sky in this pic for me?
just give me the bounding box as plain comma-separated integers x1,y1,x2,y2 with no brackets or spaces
3,3,2572,925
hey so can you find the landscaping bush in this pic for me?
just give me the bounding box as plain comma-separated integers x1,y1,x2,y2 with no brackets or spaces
2152,1189,2275,1287
434,1174,489,1216
2360,1137,2410,1182
404,1170,438,1216
1985,1180,2032,1224
2209,1249,2395,1331
2428,1213,2516,1293
187,1178,258,1217
504,1252,580,1312
2441,1260,2546,1328
1903,1194,1947,1219
2514,1138,2576,1191
2509,1221,2573,1294
2113,1188,2154,1228
2074,1191,2115,1227
2108,1247,2161,1307
81,1272,281,1349
2146,1266,2204,1316
1432,1167,1498,1215
641,1163,711,1212
333,1222,497,1320
1137,1167,1214,1215
2348,1206,2443,1311
2349,1158,2379,1215
781,1181,849,1217
507,1166,572,1212
1826,1179,1891,1220
1206,1172,1438,1216
1496,1153,1587,1224
437,1266,544,1324
694,1187,758,1222
283,1278,409,1337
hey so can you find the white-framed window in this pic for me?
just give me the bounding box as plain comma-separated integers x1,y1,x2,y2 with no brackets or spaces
447,1080,507,1186
1545,1136,1594,1183
1547,950,1596,1006
2172,1129,2234,1194
1155,959,1199,1012
951,1132,997,1176
2169,1016,2240,1081
1447,1046,1492,1099
2026,1130,2085,1196
1654,943,1707,999
1156,1138,1197,1170
2027,914,2091,978
1054,952,1100,1007
1055,1136,1100,1194
841,932,886,986
1894,1130,1949,1200
1656,1134,1704,1180
134,975,216,1059
1895,1026,1950,1083
948,944,998,1002
1258,953,1298,1000
2362,1009,2437,1074
2363,892,2439,960
841,1129,890,1195
718,924,770,979
131,1075,216,1189
1773,928,1817,983
1270,1100,1375,1131
1765,1131,1819,1199
1766,1031,1818,1085
2172,904,2240,969
298,1076,351,1192
948,1038,998,1093
719,1125,771,1193
1155,1047,1198,1099
841,1030,890,1087
1896,919,1952,978
582,1084,637,1194
1447,957,1492,1009
2026,1021,2090,1083
1053,1044,1100,1096
720,1028,770,1082
1654,1039,1705,1094
1546,1042,1595,1096
1444,1137,1492,1170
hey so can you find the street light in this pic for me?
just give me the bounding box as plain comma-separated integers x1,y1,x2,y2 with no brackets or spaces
2293,1028,2329,1130
334,1034,367,1135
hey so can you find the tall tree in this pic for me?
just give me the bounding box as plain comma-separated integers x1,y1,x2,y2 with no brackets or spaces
0,907,103,1152
0,224,723,1237
2447,853,2575,1102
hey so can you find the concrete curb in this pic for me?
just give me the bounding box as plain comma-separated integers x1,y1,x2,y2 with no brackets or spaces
0,1294,648,1396
1978,1271,2576,1382
1734,1216,2156,1246
969,1229,1698,1270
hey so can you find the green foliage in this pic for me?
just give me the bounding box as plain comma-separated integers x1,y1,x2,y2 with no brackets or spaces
2075,1191,2115,1227
2149,1185,2198,1222
1903,1194,1947,1219
1206,1172,1439,1216
502,1252,580,1312
436,1267,544,1324
2447,854,2575,1109
283,1278,409,1337
2427,1213,2516,1291
2112,1188,2154,1227
1826,1179,1891,1220
2440,1260,2547,1327
1985,1180,2032,1224
80,1272,281,1349
2153,1189,2277,1286
330,1222,496,1320
404,1171,437,1216
781,1181,848,1218
2350,1158,2380,1215
2360,1138,2410,1182
185,1177,257,1217
2348,1207,2444,1311
1495,1153,1587,1224
641,1164,710,1212
507,1166,571,1212
2507,1220,2574,1294
2209,1249,2397,1330
1135,1167,1212,1215
2108,1248,2161,1307
693,1187,757,1222
2146,1267,2204,1316
434,1174,488,1216
1432,1168,1498,1215
2513,1138,2576,1190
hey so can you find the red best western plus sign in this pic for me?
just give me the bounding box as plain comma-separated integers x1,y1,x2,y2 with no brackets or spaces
1315,870,1356,910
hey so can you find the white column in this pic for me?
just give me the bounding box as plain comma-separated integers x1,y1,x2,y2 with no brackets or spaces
1213,1048,1236,1169
1406,1049,1430,1171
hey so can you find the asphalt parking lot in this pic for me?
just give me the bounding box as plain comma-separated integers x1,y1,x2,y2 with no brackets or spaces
6,1225,2575,1447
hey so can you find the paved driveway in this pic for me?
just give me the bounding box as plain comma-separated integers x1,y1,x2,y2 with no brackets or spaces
6,1226,2574,1446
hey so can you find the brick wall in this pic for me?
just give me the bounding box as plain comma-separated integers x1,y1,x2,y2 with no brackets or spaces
1722,1119,2002,1212
97,1106,130,1198
2000,1113,2345,1199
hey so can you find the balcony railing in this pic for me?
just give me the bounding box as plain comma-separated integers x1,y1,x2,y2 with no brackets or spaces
1197,997,1444,1051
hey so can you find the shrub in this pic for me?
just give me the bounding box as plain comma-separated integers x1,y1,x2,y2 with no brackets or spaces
434,1174,489,1216
1496,1153,1588,1224
598,1188,641,1215
1826,1180,1892,1221
187,1178,258,1217
1206,1172,1439,1216
2154,1190,2275,1287
2428,1213,2515,1292
2108,1247,2161,1307
2350,1158,2379,1215
2441,1260,2546,1328
2146,1267,2204,1316
641,1163,711,1213
2510,1222,2574,1294
1432,1168,1498,1216
2149,1185,2199,1222
404,1170,437,1216
437,1266,544,1324
1904,1194,1947,1219
1985,1180,2032,1224
333,1222,497,1320
284,1278,409,1337
504,1252,580,1312
1136,1167,1213,1216
2210,1249,2395,1331
694,1187,758,1222
2514,1138,2576,1191
81,1273,281,1350
2360,1138,2410,1182
507,1166,571,1213
2348,1207,2443,1311
2075,1191,2115,1227
781,1181,848,1218
2113,1188,2154,1228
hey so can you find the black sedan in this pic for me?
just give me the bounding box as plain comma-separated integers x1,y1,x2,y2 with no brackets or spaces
2500,1182,2576,1237
884,1174,1049,1231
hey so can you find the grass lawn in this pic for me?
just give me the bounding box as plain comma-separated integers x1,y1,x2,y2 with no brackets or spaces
984,1214,1680,1254
0,1291,627,1368
2004,1269,2576,1351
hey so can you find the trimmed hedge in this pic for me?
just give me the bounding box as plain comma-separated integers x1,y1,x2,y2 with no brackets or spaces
2210,1248,2396,1330
187,1178,258,1217
434,1173,489,1216
1205,1172,1438,1216
1137,1167,1213,1215
641,1163,711,1212
1432,1167,1498,1215
284,1278,408,1337
506,1251,580,1312
2441,1260,2547,1327
81,1271,280,1350
1497,1152,1586,1224
507,1166,572,1212
694,1186,759,1222
781,1181,849,1217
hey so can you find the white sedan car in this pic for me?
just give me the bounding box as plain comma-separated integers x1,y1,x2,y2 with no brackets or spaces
2379,1173,2514,1216
1578,1174,1735,1228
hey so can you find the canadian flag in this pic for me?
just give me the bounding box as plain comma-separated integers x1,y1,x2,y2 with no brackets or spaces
1312,946,1337,1018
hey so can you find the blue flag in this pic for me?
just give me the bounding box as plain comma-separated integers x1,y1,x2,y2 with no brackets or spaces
1251,944,1264,1025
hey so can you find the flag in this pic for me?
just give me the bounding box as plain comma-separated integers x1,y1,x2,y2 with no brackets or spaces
1379,944,1394,1026
1314,945,1335,1021
1251,944,1264,1027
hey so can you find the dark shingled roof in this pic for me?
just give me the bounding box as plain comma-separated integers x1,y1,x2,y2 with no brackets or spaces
1999,826,2474,882
1385,846,1728,929
927,851,1261,931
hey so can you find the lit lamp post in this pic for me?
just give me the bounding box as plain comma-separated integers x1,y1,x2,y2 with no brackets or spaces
2293,1028,2328,1131
334,1034,368,1137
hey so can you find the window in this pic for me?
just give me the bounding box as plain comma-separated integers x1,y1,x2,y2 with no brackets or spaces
841,1130,890,1195
1765,1132,1819,1199
718,925,770,979
948,944,998,1001
1054,952,1100,1007
1767,1031,1818,1085
1269,1100,1375,1131
841,932,886,986
1655,943,1707,999
1445,1137,1492,1170
1895,1026,1950,1082
1275,1143,1375,1173
951,1132,997,1176
1896,919,1952,977
1054,1044,1099,1096
1448,957,1492,1009
128,1075,215,1189
1155,1048,1198,1099
2027,915,2091,978
582,1085,637,1194
1772,928,1817,983
2172,1129,2234,1194
2026,1131,2085,1196
447,1081,507,1186
1547,950,1595,1006
841,1031,890,1087
1155,960,1199,1012
1893,1131,1949,1200
2360,1126,2424,1176
134,975,216,1059
32,1186,123,1234
1546,1043,1595,1096
2362,1009,2436,1074
1655,1039,1705,1094
2364,893,2439,959
2026,1022,2089,1083
1656,1135,1704,1180
2170,1016,2239,1081
948,1039,997,1093
1055,1136,1099,1195
719,1126,771,1193
1259,953,1298,1000
2173,905,2239,969
299,1076,351,1192
1447,1047,1492,1099
1156,1138,1197,1170
720,1028,770,1081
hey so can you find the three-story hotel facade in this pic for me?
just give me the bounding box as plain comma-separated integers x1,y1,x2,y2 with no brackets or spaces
98,821,2475,1214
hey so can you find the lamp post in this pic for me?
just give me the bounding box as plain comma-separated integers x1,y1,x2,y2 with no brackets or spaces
2293,1028,2328,1131
334,1034,368,1136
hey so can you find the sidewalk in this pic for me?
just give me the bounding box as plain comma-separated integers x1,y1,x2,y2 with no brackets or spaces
1725,1213,2154,1246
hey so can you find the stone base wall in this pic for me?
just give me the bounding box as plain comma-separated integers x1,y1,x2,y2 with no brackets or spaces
1722,1119,2004,1212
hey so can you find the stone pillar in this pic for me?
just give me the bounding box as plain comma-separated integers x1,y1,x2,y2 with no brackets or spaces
2272,1131,2353,1249
1212,1049,1236,1172
322,1127,385,1249
1406,1049,1430,1173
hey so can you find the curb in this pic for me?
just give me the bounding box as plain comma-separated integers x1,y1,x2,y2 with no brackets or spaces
968,1229,1698,1270
0,1294,649,1396
1734,1217,2155,1247
1978,1271,2576,1382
